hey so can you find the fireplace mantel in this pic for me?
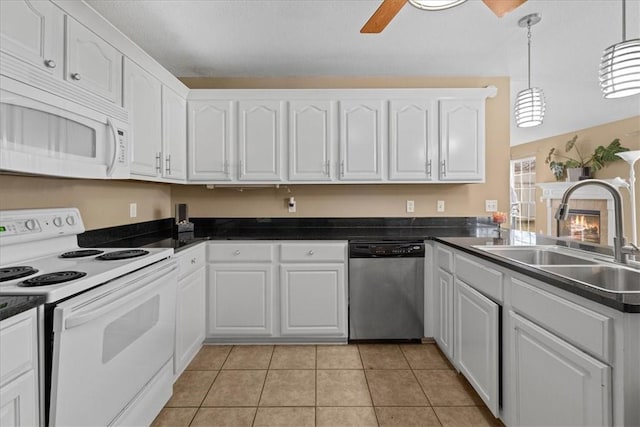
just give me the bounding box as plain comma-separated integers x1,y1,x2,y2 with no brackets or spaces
536,180,625,246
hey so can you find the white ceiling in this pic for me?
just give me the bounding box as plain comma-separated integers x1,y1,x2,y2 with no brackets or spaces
86,0,640,146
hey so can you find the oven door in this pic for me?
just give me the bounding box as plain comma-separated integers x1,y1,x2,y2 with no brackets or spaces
49,260,177,427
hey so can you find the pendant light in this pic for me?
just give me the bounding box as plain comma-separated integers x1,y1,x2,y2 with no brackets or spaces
408,0,467,11
599,0,640,98
514,13,545,128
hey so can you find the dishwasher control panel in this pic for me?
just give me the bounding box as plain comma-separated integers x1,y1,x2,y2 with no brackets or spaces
349,241,425,258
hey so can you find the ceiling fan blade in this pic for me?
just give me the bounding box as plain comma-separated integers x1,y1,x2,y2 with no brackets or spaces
482,0,527,17
360,0,407,33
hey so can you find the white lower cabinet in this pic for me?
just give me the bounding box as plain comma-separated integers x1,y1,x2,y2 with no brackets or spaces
206,241,347,341
0,308,39,427
454,279,499,416
509,311,611,427
208,264,274,336
280,264,346,336
434,268,454,361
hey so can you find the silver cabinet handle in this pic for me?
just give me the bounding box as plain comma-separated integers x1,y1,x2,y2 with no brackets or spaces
234,250,241,255
340,161,345,178
190,258,196,264
44,59,56,68
71,72,81,81
427,159,432,178
441,160,446,177
165,154,171,175
308,250,314,255
155,152,161,173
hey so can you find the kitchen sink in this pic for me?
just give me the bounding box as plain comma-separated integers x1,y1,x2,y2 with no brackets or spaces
540,265,640,293
473,245,598,266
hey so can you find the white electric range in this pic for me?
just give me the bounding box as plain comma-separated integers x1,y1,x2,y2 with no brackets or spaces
0,208,177,427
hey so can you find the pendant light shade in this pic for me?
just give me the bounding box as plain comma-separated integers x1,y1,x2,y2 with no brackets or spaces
515,13,545,128
600,39,640,98
599,0,640,98
515,87,545,127
408,0,467,11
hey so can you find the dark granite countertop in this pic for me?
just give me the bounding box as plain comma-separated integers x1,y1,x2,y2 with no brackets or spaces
0,295,45,321
433,231,640,313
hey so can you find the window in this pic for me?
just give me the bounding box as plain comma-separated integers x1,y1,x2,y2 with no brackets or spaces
510,157,536,233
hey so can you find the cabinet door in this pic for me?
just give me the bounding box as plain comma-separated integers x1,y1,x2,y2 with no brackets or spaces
438,99,484,181
339,100,384,181
288,100,334,181
454,279,499,416
509,312,612,427
434,269,454,361
0,0,64,79
389,100,433,181
207,264,274,336
280,264,346,336
162,86,187,181
65,17,122,104
188,100,233,181
0,371,38,427
124,58,162,177
238,100,282,181
175,268,205,376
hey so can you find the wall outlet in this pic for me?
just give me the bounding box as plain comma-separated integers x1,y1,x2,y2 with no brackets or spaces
288,197,296,213
406,200,415,213
485,200,498,212
129,203,137,218
437,200,445,212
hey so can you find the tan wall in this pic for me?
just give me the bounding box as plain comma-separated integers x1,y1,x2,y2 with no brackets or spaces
174,76,511,218
0,175,172,230
511,116,640,244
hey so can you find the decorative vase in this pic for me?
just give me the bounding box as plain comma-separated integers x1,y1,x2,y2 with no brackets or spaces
566,167,582,182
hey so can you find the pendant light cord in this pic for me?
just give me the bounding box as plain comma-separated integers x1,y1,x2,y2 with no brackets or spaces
622,0,626,41
527,21,532,90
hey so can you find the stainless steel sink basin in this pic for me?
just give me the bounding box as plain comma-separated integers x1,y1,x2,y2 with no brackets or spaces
541,265,640,293
473,246,598,266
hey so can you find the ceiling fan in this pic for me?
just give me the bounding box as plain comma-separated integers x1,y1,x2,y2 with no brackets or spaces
361,0,527,33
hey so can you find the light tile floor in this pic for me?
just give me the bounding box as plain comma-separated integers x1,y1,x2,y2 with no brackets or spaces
152,344,504,427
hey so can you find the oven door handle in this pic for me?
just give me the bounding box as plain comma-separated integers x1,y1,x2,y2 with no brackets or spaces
62,262,177,330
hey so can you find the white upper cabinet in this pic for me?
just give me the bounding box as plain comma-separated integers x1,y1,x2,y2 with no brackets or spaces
339,100,384,181
188,100,234,181
162,86,187,181
65,17,122,105
288,100,334,181
389,100,433,181
238,100,283,181
438,99,485,182
0,0,63,79
124,58,162,177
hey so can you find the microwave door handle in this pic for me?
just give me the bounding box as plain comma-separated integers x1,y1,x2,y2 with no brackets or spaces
62,263,177,330
106,118,119,177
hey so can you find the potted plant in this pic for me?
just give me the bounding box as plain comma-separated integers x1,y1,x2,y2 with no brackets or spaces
545,135,630,181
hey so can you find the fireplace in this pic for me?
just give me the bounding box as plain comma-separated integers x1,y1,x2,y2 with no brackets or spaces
558,209,601,244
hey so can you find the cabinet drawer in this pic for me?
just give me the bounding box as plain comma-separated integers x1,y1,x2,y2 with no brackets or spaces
436,246,453,272
455,254,503,302
208,243,274,263
511,277,612,363
0,309,37,387
177,243,206,279
281,243,346,262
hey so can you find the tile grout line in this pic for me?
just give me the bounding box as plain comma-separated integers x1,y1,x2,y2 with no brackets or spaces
188,345,233,426
356,344,380,427
250,345,275,426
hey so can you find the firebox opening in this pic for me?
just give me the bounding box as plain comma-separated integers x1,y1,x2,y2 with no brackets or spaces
558,209,601,244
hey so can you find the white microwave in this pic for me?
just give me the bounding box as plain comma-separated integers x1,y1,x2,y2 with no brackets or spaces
0,76,129,179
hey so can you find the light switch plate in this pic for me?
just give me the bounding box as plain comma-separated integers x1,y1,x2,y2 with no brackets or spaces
437,200,445,212
406,200,415,213
485,200,498,212
129,203,137,218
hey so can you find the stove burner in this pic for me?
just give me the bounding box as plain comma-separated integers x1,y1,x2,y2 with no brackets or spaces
96,250,149,261
60,249,105,259
19,271,87,287
0,266,39,282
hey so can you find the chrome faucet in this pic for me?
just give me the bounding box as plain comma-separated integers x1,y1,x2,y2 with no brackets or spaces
555,179,640,264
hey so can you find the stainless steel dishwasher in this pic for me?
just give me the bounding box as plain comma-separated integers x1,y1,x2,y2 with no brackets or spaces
349,241,425,340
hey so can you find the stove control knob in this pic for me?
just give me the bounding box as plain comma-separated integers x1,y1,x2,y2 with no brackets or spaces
25,219,37,230
66,215,76,226
53,217,63,227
